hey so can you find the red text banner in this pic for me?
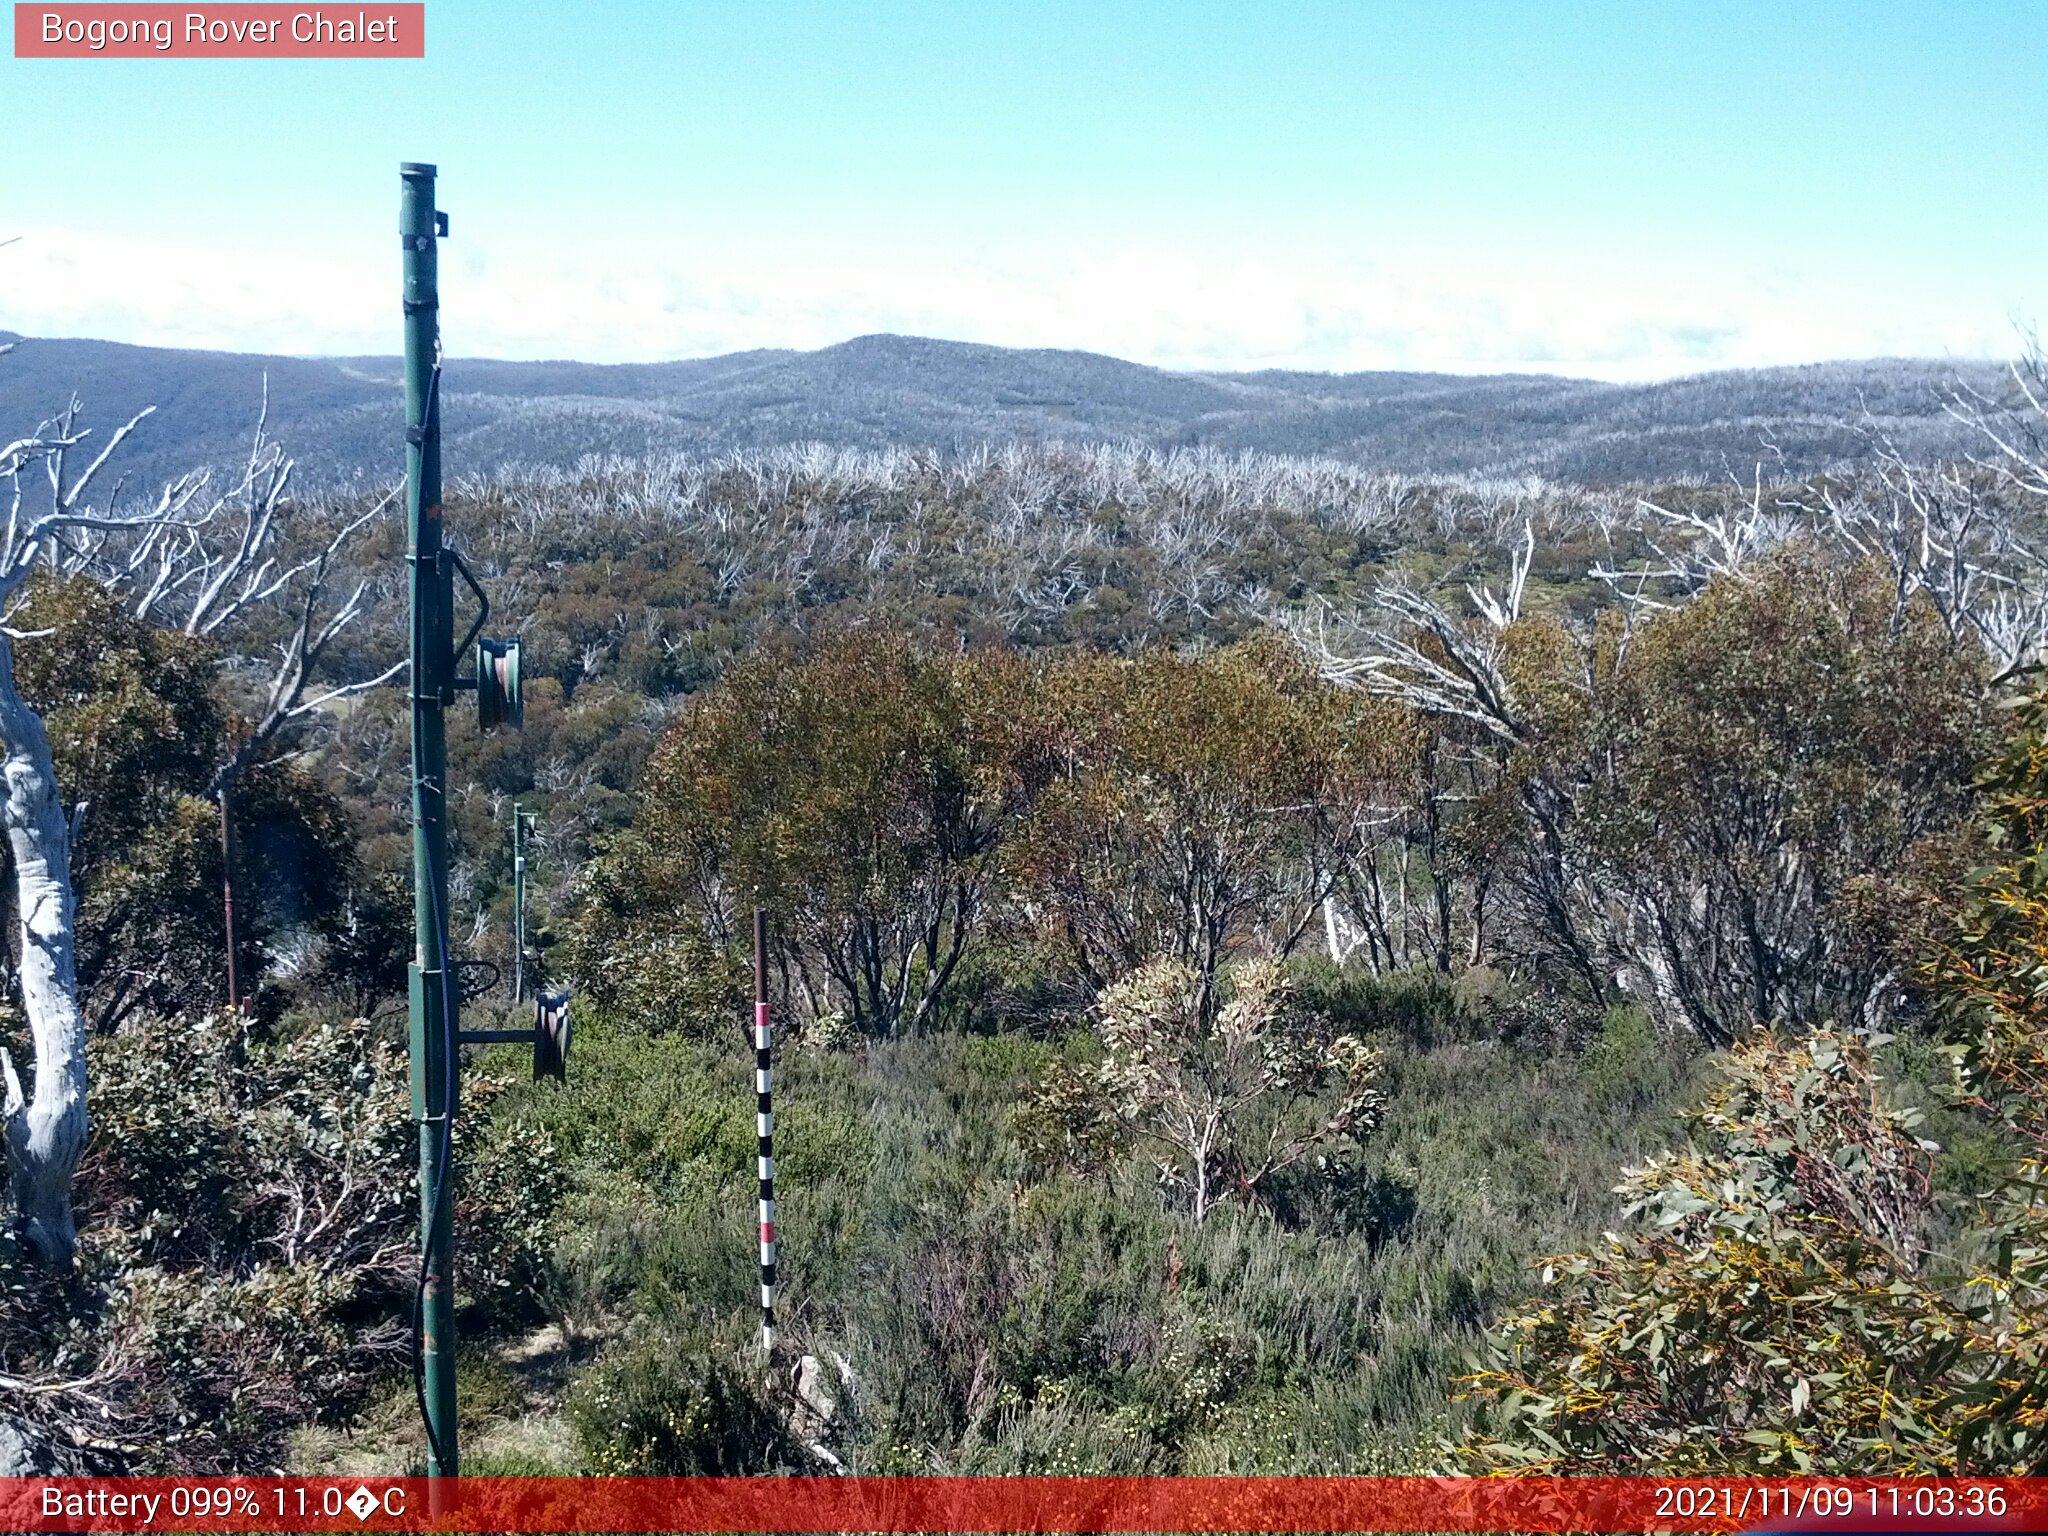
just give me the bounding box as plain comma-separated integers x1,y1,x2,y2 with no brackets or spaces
14,4,424,57
1,1475,2041,1533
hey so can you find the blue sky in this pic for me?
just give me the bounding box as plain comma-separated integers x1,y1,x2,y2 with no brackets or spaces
1,0,2041,378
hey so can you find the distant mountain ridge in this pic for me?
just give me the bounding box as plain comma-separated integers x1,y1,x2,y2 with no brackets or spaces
0,329,2007,490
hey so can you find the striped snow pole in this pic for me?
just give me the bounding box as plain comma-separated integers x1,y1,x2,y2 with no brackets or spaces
753,908,777,1355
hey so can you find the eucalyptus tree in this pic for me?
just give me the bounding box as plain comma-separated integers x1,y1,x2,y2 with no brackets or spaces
1017,635,1406,1013
1298,514,1997,1042
593,628,1055,1037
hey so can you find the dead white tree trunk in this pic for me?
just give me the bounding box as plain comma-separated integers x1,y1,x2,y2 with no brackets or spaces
0,629,84,1268
0,402,159,1267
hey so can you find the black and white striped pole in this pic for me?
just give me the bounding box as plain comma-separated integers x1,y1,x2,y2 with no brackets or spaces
753,908,777,1355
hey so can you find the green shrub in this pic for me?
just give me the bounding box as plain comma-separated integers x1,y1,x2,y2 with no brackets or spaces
1294,958,1472,1049
566,1329,797,1474
1456,1030,1963,1473
1579,1004,1686,1109
2,1012,563,1472
462,1447,567,1476
456,1347,531,1436
953,1393,1171,1474
562,910,740,1040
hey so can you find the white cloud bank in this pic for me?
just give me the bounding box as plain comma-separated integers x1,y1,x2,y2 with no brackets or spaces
0,223,2023,382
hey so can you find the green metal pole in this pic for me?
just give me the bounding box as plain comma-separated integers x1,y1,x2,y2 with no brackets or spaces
401,160,459,1480
512,803,526,1004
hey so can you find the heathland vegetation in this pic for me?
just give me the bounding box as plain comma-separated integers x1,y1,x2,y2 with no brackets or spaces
2,353,2048,1474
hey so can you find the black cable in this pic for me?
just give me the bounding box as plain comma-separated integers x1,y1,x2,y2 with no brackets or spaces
407,354,460,1477
454,959,502,1004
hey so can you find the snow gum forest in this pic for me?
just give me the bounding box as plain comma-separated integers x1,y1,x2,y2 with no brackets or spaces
5,340,2048,1479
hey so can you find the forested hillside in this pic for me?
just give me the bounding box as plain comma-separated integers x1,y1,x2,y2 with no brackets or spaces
0,329,2009,492
4,363,2048,1477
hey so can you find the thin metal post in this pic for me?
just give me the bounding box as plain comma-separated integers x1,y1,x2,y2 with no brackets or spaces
512,803,527,1003
754,909,776,1355
218,786,239,1013
401,159,458,1480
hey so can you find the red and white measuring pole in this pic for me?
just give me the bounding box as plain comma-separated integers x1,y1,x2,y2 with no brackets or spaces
753,908,777,1354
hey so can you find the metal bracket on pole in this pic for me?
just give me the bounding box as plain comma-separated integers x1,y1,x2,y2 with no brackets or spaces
456,986,570,1080
448,548,490,661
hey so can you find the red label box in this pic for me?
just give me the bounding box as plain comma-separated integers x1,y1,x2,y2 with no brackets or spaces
14,3,424,57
